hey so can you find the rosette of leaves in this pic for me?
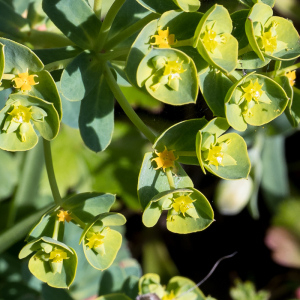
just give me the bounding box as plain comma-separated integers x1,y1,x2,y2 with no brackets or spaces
79,212,126,270
0,94,60,151
0,38,62,120
196,117,251,180
137,48,198,105
136,0,200,14
245,3,300,62
138,273,206,300
142,187,214,234
19,237,77,288
193,4,238,74
224,73,289,131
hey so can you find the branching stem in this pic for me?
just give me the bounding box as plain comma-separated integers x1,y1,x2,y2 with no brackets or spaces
166,168,175,190
44,58,74,72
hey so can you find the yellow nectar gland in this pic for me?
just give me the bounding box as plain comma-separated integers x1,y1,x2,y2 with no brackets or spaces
261,22,278,53
9,105,32,124
57,210,72,223
163,58,185,85
286,71,296,87
206,145,224,169
241,79,264,103
86,232,105,249
202,27,226,53
49,248,69,263
152,147,177,172
150,27,176,48
162,290,176,300
12,70,38,92
172,195,195,217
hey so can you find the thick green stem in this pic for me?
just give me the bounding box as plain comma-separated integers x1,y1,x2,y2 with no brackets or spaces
43,58,74,73
52,218,60,240
6,141,44,228
103,62,156,144
2,74,15,80
166,168,175,190
238,44,253,57
266,62,300,77
43,139,63,206
100,47,130,61
69,212,86,229
94,0,102,19
95,0,126,52
173,37,194,48
104,13,158,51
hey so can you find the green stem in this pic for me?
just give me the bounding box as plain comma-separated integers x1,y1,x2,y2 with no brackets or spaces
238,44,253,57
52,218,60,240
176,151,196,156
100,47,131,60
166,168,175,190
43,58,74,72
103,62,156,144
69,212,86,229
266,62,300,77
226,73,238,83
95,0,126,52
43,139,63,206
104,13,158,51
6,141,44,228
173,37,194,48
94,0,102,19
2,74,15,80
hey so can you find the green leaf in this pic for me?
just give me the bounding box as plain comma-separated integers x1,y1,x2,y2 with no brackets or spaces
42,0,102,50
30,70,62,120
153,118,208,165
83,229,123,270
95,212,127,227
198,66,232,117
173,0,200,12
136,0,178,14
138,152,193,210
238,51,271,70
63,193,116,223
96,294,132,300
0,43,4,81
79,74,114,152
42,284,74,300
289,87,300,126
194,4,238,74
60,52,101,102
137,48,198,105
0,0,30,38
0,37,44,73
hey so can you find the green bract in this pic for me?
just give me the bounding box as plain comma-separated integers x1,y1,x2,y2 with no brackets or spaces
245,3,300,61
142,187,214,234
0,94,60,151
225,73,289,131
19,237,77,288
196,117,251,180
194,4,238,74
0,43,4,85
137,48,198,105
138,273,206,299
80,212,126,270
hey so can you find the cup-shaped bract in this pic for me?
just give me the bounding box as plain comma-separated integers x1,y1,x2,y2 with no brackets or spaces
137,48,198,105
224,73,289,132
193,4,238,74
196,117,251,180
0,94,60,151
138,274,206,300
19,237,77,288
245,3,300,62
142,187,214,234
80,212,126,270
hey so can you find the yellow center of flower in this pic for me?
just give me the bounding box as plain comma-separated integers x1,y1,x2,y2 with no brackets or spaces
57,210,72,223
163,58,185,83
261,22,278,54
8,105,32,123
206,145,224,168
241,79,264,103
152,147,177,172
150,27,176,48
202,27,226,53
86,232,106,249
49,248,69,263
172,195,195,216
162,290,176,300
12,70,38,92
286,70,296,87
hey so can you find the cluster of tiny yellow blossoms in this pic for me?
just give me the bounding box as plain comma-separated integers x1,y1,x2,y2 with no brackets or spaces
163,59,185,85
86,232,106,249
172,195,195,216
57,210,72,222
241,79,264,103
205,145,224,169
261,21,278,53
150,27,176,48
152,147,177,172
49,248,69,263
9,105,32,124
12,70,38,92
202,25,226,53
162,290,176,300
